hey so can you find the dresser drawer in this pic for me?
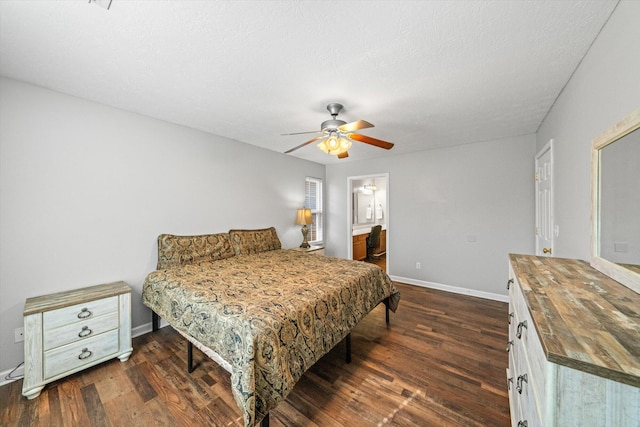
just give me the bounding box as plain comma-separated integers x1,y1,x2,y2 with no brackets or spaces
44,329,120,379
43,311,119,350
512,280,548,417
508,269,545,427
43,296,118,330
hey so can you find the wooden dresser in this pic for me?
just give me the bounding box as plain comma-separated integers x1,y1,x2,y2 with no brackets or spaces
22,281,133,399
507,254,639,427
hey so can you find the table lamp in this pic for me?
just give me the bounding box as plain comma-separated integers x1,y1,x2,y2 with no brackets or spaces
295,208,313,248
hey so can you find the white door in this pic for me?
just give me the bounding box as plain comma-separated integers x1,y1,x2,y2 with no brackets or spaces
535,141,554,256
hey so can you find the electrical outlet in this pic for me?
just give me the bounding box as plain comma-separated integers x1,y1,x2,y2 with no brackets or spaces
15,327,24,343
416,262,421,270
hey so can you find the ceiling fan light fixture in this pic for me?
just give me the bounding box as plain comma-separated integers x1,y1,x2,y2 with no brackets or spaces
338,136,352,151
285,102,393,158
317,134,351,156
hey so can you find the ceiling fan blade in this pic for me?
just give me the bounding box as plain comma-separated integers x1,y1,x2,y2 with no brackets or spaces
337,151,349,159
284,136,325,154
281,130,323,136
339,120,374,133
348,133,394,150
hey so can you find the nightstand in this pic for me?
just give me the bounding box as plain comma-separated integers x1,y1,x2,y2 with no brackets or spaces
292,245,325,255
22,281,133,399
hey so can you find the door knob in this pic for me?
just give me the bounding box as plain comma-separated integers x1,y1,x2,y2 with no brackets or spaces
543,247,552,254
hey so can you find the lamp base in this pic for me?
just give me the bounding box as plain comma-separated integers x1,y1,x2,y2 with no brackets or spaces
300,224,310,248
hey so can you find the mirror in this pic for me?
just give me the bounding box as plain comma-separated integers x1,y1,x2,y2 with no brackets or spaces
352,180,386,226
354,192,375,225
591,109,640,294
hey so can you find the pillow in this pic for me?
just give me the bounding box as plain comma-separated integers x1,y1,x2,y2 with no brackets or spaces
156,233,235,270
228,227,282,255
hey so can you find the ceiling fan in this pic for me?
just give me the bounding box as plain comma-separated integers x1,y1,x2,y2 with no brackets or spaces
283,103,394,159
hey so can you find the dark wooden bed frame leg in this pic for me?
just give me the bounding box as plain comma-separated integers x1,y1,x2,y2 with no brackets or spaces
346,333,352,364
187,342,195,373
384,297,390,324
152,311,160,331
260,414,269,427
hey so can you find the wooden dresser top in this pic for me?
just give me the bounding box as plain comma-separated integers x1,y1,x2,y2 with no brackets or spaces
509,254,640,388
24,281,131,316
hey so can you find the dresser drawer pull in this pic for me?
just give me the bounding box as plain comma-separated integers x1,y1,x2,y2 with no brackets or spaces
78,348,93,360
506,340,513,352
507,279,514,289
517,421,528,427
508,312,514,324
516,374,528,394
516,320,528,339
77,308,93,319
507,376,513,390
78,326,93,338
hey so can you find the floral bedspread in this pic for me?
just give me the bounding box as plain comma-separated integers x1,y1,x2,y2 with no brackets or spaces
142,249,400,427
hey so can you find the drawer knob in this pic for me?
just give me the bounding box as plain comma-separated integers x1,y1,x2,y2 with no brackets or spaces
516,320,528,339
517,421,528,427
78,326,93,338
507,279,514,290
77,308,93,319
78,348,93,360
516,373,528,394
506,340,513,352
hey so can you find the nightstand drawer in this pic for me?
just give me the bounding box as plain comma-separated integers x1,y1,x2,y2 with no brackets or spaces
43,311,119,350
44,329,119,379
43,296,118,330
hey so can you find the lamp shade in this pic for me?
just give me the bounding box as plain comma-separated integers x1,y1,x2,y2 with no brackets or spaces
295,208,313,225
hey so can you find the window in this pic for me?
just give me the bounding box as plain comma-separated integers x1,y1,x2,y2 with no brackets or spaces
305,177,323,243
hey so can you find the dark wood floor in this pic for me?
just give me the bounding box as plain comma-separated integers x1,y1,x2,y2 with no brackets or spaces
0,282,510,426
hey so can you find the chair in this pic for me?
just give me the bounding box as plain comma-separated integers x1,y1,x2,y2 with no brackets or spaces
366,225,382,261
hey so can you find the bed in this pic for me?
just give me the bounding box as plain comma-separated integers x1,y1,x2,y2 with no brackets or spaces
142,228,400,427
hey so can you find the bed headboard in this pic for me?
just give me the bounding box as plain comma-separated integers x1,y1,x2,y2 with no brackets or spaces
156,232,235,270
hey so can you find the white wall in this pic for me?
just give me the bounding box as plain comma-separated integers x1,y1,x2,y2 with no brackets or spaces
326,134,536,298
0,78,324,373
536,0,640,260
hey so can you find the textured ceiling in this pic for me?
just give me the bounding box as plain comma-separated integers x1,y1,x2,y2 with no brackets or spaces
0,1,618,164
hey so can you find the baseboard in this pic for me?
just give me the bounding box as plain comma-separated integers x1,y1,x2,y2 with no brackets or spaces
1,318,170,387
132,322,153,337
389,275,509,303
133,318,169,337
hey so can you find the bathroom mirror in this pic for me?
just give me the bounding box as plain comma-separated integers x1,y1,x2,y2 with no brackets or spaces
591,109,640,294
354,192,375,225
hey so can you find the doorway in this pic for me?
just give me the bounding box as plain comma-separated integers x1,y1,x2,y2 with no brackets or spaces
535,140,554,256
347,174,389,271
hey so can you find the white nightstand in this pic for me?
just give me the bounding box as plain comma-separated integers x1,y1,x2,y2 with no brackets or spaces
22,281,133,399
291,245,325,255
